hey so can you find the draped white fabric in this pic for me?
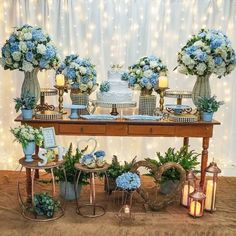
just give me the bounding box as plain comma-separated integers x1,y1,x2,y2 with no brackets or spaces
0,0,236,173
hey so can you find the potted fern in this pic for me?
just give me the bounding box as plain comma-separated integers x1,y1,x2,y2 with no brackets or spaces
52,143,89,200
196,95,224,122
103,155,137,194
14,92,36,119
146,146,200,194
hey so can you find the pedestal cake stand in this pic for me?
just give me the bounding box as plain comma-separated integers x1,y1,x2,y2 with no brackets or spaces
164,90,192,105
93,101,137,116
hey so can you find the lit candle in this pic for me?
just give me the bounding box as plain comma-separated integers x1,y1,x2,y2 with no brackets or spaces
124,205,130,214
181,185,194,206
158,76,168,88
205,180,216,211
56,74,65,86
190,201,201,217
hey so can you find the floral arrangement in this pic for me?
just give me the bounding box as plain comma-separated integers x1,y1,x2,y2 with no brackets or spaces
176,29,236,77
10,124,44,148
196,95,224,113
56,54,98,94
99,81,110,92
14,92,36,112
121,55,168,91
80,150,106,168
116,172,141,190
1,24,60,72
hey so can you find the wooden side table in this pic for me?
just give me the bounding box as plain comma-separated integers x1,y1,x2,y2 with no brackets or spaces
17,157,66,221
74,163,110,218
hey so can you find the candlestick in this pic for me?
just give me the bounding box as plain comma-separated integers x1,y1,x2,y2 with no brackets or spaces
190,201,201,217
205,180,216,211
159,75,168,88
56,74,65,87
181,184,194,206
124,205,130,214
54,85,66,114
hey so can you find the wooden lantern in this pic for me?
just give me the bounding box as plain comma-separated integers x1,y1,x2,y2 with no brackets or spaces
181,170,197,207
189,188,206,218
204,162,221,213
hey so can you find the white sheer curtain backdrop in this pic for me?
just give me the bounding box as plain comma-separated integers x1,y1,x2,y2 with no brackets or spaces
0,0,235,174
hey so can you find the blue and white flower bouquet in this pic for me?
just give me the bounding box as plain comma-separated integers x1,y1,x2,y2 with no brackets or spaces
122,55,168,92
116,172,140,190
57,54,98,94
80,150,106,168
99,81,110,92
176,29,236,77
1,24,60,72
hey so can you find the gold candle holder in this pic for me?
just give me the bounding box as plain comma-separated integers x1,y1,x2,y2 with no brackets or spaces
54,85,67,114
155,87,168,112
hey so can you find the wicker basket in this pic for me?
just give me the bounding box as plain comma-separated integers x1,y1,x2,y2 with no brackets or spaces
138,95,156,116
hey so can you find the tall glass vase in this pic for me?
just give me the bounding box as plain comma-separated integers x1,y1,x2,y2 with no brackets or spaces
21,68,40,103
192,74,211,106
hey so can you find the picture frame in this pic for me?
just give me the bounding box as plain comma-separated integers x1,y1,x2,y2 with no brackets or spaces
42,127,57,149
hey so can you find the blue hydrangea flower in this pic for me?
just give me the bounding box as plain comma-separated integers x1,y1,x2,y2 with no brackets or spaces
143,65,150,70
148,55,158,60
26,51,34,62
10,42,19,53
100,81,110,92
185,45,198,55
196,52,208,62
214,56,223,65
26,41,34,50
39,59,49,68
140,77,149,87
81,76,90,83
150,73,158,86
210,38,223,49
94,150,105,158
116,172,140,190
81,154,94,165
66,68,76,79
44,45,56,60
128,76,136,87
32,29,46,41
198,32,206,38
9,35,16,43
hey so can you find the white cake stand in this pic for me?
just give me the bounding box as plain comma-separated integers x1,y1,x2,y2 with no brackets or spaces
93,100,137,116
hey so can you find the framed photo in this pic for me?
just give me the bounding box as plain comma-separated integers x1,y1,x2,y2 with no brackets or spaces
42,127,57,149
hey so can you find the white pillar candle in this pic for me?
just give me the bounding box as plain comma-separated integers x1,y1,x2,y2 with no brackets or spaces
190,201,201,217
56,74,65,86
158,76,168,88
124,205,130,214
181,184,194,206
205,180,216,211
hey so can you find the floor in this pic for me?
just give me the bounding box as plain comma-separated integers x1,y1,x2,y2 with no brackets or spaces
0,170,236,236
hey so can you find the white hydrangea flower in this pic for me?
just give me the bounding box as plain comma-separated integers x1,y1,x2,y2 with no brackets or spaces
32,59,38,65
215,47,227,60
87,81,93,89
145,82,152,90
182,54,193,65
19,41,27,52
13,63,19,68
193,41,205,47
80,83,88,91
79,66,87,75
37,44,46,55
22,60,34,72
140,61,145,66
143,69,153,77
136,69,141,75
214,66,226,76
196,63,207,75
178,65,188,74
12,51,22,61
134,84,141,90
150,61,158,68
6,57,12,65
23,32,32,40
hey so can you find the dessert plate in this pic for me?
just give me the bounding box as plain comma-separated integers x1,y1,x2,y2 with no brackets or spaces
123,115,163,121
80,114,119,120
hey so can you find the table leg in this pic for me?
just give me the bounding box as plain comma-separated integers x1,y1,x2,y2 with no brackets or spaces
183,137,189,147
200,137,209,188
26,168,32,202
35,146,39,179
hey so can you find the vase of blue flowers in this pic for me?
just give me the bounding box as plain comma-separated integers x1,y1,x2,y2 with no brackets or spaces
122,55,168,115
57,54,98,115
176,29,236,106
1,24,60,102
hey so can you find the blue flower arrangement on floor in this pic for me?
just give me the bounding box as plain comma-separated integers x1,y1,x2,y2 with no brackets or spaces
116,172,140,190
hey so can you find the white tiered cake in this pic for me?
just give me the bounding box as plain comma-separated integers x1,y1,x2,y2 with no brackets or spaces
97,69,133,103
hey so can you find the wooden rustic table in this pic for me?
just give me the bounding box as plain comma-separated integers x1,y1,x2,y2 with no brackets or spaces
15,115,220,198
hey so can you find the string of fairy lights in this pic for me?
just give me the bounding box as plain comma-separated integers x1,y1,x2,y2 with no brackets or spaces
0,0,236,171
